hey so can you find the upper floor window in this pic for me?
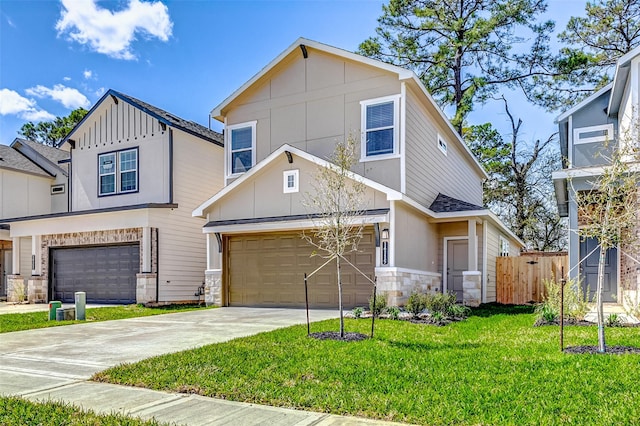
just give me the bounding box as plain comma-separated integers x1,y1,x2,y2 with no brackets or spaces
499,236,510,257
438,134,448,156
360,95,400,160
98,148,138,196
283,169,299,193
573,124,614,145
227,121,256,176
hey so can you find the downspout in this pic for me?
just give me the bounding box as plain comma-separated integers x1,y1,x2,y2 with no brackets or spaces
168,129,174,204
482,220,488,304
155,227,159,303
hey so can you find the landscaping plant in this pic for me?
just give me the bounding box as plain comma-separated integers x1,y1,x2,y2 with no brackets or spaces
369,293,387,317
536,278,589,324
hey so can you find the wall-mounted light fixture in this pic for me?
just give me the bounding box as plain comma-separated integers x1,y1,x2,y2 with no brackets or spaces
381,228,389,240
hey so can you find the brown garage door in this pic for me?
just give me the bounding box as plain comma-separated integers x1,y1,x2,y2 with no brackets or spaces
226,229,375,308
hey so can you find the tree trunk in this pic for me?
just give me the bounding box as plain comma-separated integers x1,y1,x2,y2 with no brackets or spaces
596,245,607,353
337,256,344,338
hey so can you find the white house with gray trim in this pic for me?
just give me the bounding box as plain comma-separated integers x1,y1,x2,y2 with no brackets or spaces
553,45,640,307
2,90,224,305
193,38,523,309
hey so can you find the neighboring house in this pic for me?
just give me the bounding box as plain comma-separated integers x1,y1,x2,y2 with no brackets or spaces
0,138,69,300
1,90,224,304
553,45,640,306
193,38,523,309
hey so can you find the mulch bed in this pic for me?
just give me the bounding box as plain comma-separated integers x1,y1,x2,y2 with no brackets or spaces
308,331,369,342
564,345,640,354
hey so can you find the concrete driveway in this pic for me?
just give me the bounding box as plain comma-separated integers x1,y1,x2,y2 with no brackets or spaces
0,307,408,426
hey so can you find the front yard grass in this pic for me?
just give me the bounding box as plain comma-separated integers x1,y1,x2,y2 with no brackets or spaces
94,305,640,426
0,304,211,333
0,396,165,425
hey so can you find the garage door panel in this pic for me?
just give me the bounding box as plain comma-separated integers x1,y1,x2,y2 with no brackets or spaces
52,244,139,304
228,229,375,309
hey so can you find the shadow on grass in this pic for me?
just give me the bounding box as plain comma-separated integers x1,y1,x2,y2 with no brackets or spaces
469,303,535,317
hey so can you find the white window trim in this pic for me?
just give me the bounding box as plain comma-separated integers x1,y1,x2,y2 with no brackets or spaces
360,94,401,162
226,120,257,178
499,236,510,257
573,123,614,145
437,133,448,156
283,169,299,193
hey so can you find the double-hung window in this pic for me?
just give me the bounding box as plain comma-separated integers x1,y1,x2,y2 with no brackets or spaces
98,148,138,196
361,95,400,159
227,121,256,176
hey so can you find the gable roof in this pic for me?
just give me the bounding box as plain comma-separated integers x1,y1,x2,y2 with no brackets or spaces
555,83,613,123
209,37,487,179
609,44,640,116
11,138,69,177
429,193,484,213
0,144,52,178
60,89,224,148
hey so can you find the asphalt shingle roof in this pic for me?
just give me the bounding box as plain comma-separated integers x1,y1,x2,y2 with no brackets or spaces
0,145,51,177
111,90,224,146
18,138,70,163
429,193,484,213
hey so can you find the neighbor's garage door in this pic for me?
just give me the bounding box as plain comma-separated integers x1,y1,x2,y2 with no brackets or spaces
51,244,140,304
227,229,375,308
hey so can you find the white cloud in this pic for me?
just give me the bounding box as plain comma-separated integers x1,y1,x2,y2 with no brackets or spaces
56,0,173,60
63,76,72,81
0,89,55,121
25,84,90,109
83,69,93,79
94,87,106,97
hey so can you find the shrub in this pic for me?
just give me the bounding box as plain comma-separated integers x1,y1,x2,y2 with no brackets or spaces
386,306,400,320
606,313,622,327
624,292,640,320
536,278,589,324
352,307,364,319
405,292,427,316
424,292,457,316
448,303,471,319
430,311,447,325
369,293,387,316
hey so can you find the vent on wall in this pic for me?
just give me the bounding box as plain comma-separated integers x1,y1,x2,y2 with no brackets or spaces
51,184,65,195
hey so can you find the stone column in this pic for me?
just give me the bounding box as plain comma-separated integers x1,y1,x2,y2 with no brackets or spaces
205,269,222,307
7,275,25,303
462,271,482,307
27,277,47,303
136,273,157,304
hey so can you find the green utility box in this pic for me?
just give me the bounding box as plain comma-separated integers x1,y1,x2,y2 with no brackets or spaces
48,301,62,321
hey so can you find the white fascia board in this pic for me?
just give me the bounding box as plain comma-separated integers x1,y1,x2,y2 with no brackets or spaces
404,75,488,180
203,213,389,235
192,144,403,217
210,37,412,121
555,84,613,123
552,167,605,180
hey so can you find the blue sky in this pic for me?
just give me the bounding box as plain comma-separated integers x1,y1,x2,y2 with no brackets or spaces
0,0,588,146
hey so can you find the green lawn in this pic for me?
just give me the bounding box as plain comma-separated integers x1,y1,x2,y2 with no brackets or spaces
0,304,212,333
0,396,165,425
94,305,640,426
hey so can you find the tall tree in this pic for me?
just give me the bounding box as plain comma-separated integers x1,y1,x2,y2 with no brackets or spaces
466,97,565,251
534,0,640,110
19,107,88,146
303,136,367,337
359,0,554,133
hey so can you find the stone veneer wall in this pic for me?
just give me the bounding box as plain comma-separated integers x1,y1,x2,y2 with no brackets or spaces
462,271,482,307
204,269,222,307
375,268,441,307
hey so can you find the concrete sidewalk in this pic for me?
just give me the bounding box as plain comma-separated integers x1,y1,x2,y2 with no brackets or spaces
1,307,409,425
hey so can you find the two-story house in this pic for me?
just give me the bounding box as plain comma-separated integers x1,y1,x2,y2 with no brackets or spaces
553,45,640,308
0,139,69,300
1,90,224,305
193,38,522,309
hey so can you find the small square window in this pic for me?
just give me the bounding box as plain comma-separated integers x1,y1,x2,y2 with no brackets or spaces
283,170,299,193
438,134,448,156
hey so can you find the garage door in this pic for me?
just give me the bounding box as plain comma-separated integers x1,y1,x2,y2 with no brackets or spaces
51,244,140,304
227,229,375,309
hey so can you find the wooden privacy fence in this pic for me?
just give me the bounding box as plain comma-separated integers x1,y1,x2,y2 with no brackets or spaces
496,252,568,304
